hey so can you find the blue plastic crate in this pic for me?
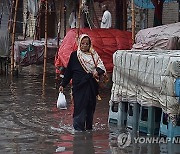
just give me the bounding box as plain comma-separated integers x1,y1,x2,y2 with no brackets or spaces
126,102,140,131
139,106,161,135
159,112,180,138
175,78,180,103
108,101,127,127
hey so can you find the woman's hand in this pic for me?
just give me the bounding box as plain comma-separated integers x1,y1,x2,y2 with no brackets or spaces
103,73,109,82
59,86,64,93
93,70,99,82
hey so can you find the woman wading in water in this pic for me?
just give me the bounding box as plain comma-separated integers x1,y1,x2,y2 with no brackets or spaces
59,34,107,131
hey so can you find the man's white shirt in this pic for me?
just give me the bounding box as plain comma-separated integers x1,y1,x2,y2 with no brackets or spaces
101,10,112,28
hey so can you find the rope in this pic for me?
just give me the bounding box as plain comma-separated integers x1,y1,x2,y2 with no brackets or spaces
82,3,97,29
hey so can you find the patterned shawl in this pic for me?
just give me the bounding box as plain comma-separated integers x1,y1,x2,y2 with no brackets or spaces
77,34,106,74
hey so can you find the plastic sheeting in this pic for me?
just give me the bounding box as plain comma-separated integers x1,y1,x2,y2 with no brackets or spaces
111,50,180,124
0,0,10,57
14,39,58,66
132,22,180,50
0,32,9,57
55,28,132,73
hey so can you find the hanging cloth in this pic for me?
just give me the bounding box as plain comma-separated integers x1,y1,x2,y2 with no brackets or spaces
28,0,38,16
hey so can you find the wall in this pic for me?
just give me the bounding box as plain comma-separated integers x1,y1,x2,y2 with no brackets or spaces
93,0,116,28
147,1,179,27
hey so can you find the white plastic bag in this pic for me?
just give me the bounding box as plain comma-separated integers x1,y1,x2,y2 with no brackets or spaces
57,92,67,109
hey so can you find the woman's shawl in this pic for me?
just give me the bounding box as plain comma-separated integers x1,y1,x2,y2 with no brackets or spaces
77,34,106,74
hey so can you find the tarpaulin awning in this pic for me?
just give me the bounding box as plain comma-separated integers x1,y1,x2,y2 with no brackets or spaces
135,0,177,9
55,28,132,73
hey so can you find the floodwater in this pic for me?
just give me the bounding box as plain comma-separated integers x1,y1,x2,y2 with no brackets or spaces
0,64,180,154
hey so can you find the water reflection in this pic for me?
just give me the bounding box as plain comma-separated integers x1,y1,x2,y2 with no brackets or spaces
73,131,95,154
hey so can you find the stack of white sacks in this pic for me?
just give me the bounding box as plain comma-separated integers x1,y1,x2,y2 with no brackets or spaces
110,50,180,124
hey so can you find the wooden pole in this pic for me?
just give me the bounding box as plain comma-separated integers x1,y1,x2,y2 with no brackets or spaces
131,0,135,43
57,1,62,47
11,0,19,75
8,0,15,32
123,0,127,30
43,0,48,86
77,0,82,40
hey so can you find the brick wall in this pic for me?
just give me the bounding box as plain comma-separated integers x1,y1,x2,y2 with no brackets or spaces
93,1,116,28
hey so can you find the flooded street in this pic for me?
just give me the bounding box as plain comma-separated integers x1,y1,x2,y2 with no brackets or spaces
0,64,111,154
0,64,180,154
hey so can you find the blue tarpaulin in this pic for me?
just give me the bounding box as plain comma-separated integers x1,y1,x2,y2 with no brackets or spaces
134,0,176,9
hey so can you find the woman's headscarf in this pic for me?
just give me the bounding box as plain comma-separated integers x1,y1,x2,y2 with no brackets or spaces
77,34,106,74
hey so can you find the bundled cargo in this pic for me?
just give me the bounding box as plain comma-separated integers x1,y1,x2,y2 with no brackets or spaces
111,50,180,124
132,22,180,50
